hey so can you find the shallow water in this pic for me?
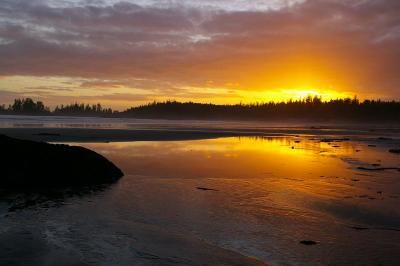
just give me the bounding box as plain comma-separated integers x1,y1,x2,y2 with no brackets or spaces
1,136,400,265
0,114,316,129
1,114,400,132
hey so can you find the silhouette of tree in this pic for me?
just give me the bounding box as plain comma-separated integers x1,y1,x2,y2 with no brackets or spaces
53,102,113,116
121,97,400,122
1,97,400,122
7,98,50,114
11,99,23,112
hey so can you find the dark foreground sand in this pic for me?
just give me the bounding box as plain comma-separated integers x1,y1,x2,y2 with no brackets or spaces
0,218,266,266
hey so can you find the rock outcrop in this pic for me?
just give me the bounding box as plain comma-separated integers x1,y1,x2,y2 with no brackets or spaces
0,134,123,188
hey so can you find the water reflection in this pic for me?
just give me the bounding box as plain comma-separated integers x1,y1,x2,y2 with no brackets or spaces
82,136,399,194
79,136,400,264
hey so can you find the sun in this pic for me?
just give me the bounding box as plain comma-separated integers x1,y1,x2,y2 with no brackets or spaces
286,88,322,99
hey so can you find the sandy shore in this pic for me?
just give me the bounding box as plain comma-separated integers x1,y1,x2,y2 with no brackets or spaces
0,126,397,143
0,127,270,142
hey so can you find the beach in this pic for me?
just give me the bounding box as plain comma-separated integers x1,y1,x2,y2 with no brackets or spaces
0,116,400,265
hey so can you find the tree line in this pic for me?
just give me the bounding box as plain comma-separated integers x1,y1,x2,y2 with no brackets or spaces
54,103,113,115
0,98,50,114
0,98,112,115
1,97,400,122
122,97,400,122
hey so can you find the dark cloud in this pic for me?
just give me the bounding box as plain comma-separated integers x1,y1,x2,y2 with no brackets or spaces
0,0,399,98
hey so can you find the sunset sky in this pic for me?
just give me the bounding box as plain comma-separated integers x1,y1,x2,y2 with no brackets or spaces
0,0,399,109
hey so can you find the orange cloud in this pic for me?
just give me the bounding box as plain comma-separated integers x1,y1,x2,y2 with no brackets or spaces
0,0,399,107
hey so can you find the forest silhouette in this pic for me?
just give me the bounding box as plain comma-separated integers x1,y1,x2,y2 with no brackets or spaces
1,97,400,122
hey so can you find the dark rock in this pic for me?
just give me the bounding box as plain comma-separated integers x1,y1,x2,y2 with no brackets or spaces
349,226,370,231
35,133,61,137
196,187,218,191
300,240,317,245
0,134,123,188
389,149,400,154
377,137,393,141
357,166,400,171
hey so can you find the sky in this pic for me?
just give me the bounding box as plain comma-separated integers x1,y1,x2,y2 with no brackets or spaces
0,0,399,109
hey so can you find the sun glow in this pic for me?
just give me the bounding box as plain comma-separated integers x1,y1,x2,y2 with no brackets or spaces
238,87,353,103
0,75,355,109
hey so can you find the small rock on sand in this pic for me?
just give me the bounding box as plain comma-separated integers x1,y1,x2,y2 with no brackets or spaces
349,226,370,231
196,187,218,191
357,166,400,171
300,240,317,245
35,133,61,136
378,137,393,140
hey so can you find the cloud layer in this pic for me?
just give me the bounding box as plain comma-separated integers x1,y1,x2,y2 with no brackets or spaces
0,0,399,107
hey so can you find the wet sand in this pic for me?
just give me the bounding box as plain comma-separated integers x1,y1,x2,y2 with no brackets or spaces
0,125,399,143
1,121,400,265
1,136,399,265
0,127,263,142
0,218,265,266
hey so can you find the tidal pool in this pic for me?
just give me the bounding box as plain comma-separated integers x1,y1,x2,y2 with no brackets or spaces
1,136,399,265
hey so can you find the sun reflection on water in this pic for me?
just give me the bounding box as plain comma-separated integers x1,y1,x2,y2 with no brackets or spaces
79,136,399,201
68,136,400,265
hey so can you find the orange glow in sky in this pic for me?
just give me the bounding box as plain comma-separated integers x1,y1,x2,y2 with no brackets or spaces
0,0,399,109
